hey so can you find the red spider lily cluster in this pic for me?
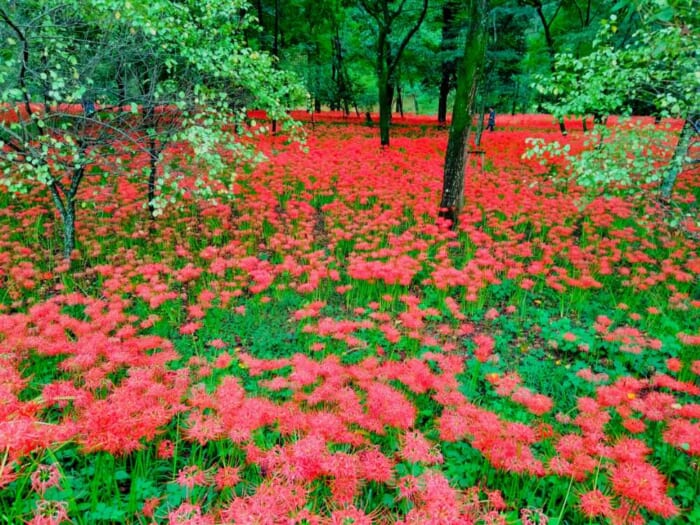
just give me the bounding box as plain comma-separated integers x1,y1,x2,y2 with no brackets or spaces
0,114,698,524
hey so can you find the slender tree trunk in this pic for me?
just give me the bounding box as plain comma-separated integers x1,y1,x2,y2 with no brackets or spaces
557,117,567,135
378,69,392,146
585,0,591,26
535,4,556,63
62,198,76,260
116,59,127,106
376,26,391,146
49,178,78,260
440,0,488,227
661,117,697,200
148,136,158,219
256,0,263,25
362,0,428,146
387,81,395,115
530,1,567,134
330,34,338,111
117,76,127,107
331,30,354,115
306,40,322,114
438,0,458,125
272,0,280,133
273,0,280,59
475,95,486,147
438,70,450,125
396,84,404,117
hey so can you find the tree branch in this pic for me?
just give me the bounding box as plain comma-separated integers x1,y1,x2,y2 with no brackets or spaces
585,0,592,26
0,7,32,119
388,0,429,77
547,1,563,29
358,0,381,23
391,0,410,23
570,0,584,27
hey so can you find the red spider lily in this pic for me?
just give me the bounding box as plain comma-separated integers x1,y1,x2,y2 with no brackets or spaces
1,116,697,523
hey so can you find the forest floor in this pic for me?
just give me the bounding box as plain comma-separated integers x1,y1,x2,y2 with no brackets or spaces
0,116,698,524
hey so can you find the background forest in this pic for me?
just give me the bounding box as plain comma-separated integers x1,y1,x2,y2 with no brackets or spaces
251,0,677,118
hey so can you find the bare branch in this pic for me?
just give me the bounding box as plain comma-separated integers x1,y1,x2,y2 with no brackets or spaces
388,0,429,77
0,7,32,118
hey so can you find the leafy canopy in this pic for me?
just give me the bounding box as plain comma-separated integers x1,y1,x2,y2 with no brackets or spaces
0,0,305,214
525,0,698,196
533,0,698,119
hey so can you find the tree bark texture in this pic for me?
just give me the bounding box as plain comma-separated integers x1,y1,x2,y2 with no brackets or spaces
440,0,488,227
148,136,159,220
661,116,698,200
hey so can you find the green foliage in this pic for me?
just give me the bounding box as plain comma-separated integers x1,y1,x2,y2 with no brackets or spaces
0,0,305,256
533,1,698,120
525,0,698,198
523,120,674,192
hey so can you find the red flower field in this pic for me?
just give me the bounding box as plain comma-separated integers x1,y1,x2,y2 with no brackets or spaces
0,115,698,524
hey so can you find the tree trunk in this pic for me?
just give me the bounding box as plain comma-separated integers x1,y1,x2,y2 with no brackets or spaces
148,137,158,219
474,96,486,147
331,30,354,115
306,40,322,114
49,180,77,260
271,0,280,134
273,0,280,59
531,1,567,135
116,59,127,106
437,0,459,125
557,117,567,135
378,69,392,146
387,81,395,118
438,71,451,126
256,0,263,26
661,117,696,201
395,84,403,117
440,0,488,227
438,74,450,125
62,199,76,260
361,0,428,146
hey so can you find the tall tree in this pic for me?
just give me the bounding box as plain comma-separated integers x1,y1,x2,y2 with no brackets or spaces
358,0,429,146
0,0,303,260
440,0,489,225
330,25,357,113
519,0,568,133
437,0,461,125
526,0,698,201
483,4,530,114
